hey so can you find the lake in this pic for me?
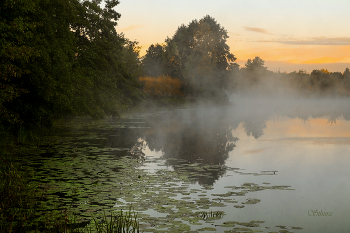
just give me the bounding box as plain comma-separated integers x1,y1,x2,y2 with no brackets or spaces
28,97,350,232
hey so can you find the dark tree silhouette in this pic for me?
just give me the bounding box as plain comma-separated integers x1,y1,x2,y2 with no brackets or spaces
244,56,267,72
142,44,166,77
344,68,350,78
142,15,238,102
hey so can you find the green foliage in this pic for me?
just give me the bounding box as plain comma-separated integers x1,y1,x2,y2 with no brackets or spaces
142,15,237,102
0,0,142,133
142,44,166,77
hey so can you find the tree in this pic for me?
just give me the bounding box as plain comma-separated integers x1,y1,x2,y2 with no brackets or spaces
0,0,142,133
171,16,236,87
70,0,142,118
342,68,350,94
344,68,350,78
310,69,332,92
240,56,268,85
244,56,267,72
0,0,78,128
142,44,166,77
143,15,237,102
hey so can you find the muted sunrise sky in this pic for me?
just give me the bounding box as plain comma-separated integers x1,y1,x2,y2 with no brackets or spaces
115,0,350,73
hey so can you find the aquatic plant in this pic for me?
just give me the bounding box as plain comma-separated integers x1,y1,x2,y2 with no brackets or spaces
88,208,140,233
0,154,141,233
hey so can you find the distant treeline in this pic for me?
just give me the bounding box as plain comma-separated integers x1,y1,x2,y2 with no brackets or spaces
232,58,350,97
141,16,350,99
1,0,143,133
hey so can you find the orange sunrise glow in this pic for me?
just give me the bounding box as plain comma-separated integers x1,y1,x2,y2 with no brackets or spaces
116,0,350,73
264,118,350,138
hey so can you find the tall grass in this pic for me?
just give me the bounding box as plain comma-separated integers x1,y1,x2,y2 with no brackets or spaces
139,75,184,98
88,209,140,233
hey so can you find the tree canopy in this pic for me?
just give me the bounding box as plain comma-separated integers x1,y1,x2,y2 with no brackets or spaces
142,44,166,77
244,56,267,72
0,0,142,132
142,15,237,101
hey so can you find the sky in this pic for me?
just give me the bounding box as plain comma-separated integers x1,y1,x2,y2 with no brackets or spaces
115,0,350,73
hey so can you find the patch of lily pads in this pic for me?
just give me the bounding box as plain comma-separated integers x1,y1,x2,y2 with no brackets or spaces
19,116,304,232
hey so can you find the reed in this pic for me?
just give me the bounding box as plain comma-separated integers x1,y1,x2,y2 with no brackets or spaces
87,208,140,233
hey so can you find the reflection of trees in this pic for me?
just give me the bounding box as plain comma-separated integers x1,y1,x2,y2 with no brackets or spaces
105,125,145,159
231,97,350,139
111,99,350,186
282,99,350,126
142,109,238,185
242,118,266,139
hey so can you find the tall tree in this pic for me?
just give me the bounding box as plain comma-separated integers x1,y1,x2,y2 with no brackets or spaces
0,0,142,132
0,0,78,128
143,15,237,101
169,16,236,93
70,0,142,118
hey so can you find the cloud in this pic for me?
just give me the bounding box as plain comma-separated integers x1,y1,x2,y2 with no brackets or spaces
243,26,272,34
119,24,144,32
257,37,350,45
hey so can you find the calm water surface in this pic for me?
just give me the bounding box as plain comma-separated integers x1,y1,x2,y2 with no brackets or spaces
30,97,350,232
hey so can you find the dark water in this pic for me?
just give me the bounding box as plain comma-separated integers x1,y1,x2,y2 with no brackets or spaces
27,97,350,232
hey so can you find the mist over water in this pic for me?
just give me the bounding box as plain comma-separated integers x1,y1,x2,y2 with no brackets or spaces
230,94,350,122
133,94,350,232
20,94,350,233
138,92,350,178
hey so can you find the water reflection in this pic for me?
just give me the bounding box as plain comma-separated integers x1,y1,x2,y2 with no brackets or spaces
129,98,350,186
141,109,238,185
241,117,266,139
28,97,350,232
230,97,350,139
